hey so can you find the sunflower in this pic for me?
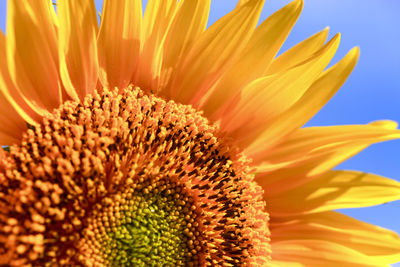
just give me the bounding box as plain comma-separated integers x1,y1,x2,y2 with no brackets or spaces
0,0,399,266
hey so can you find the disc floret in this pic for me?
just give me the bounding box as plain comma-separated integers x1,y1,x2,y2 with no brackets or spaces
0,87,270,266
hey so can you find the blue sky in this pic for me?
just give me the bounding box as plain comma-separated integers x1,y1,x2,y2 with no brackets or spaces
0,0,399,263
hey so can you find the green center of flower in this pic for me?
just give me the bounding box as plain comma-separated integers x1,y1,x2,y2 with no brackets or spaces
84,179,199,267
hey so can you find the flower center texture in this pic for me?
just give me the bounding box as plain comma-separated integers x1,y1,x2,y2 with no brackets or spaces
0,88,270,266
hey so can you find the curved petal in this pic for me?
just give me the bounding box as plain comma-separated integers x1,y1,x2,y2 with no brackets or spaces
257,120,398,167
257,147,400,203
271,240,384,267
254,121,400,182
266,170,400,216
6,0,61,115
162,0,210,69
270,211,400,265
137,0,180,93
0,91,26,145
58,0,99,101
168,0,265,103
266,27,329,75
255,121,400,195
159,0,211,92
0,31,39,125
216,34,340,144
201,0,303,115
246,47,360,157
98,0,142,89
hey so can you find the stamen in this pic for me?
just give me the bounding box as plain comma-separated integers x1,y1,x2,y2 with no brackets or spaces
0,87,270,266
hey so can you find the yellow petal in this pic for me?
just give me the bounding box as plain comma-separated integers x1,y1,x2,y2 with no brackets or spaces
216,34,340,144
6,0,61,114
266,27,329,75
162,0,210,68
246,47,360,158
168,0,265,104
0,31,40,125
0,34,28,143
255,121,400,194
268,261,303,267
142,0,179,43
160,0,211,91
271,240,384,267
266,170,400,216
58,0,99,101
270,211,400,265
137,0,180,93
0,91,26,145
201,0,303,115
98,0,142,89
256,140,389,201
260,120,397,167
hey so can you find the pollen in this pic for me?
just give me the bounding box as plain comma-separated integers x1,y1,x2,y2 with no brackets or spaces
0,87,270,266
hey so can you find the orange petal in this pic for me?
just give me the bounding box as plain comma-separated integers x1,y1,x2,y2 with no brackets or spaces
270,211,400,265
270,240,383,267
259,120,396,168
266,170,400,216
266,27,329,75
98,0,142,89
160,0,211,92
255,121,400,195
58,0,99,101
246,47,360,157
216,34,340,144
0,31,39,125
0,91,26,145
6,0,61,115
168,0,265,104
137,0,180,93
201,0,303,115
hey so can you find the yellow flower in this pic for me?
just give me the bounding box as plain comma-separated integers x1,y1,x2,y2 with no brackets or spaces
0,0,399,266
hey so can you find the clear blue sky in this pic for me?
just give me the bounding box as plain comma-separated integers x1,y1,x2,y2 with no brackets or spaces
0,0,399,264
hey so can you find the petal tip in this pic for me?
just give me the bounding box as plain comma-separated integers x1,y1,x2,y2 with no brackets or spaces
320,26,330,39
328,32,341,48
289,0,304,13
350,46,360,57
369,120,399,130
292,0,304,9
344,47,360,66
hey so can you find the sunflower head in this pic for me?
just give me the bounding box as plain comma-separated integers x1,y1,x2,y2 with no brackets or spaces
0,0,400,266
0,88,270,266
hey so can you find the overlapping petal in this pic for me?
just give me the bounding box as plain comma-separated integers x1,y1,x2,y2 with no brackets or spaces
137,0,179,93
270,211,400,265
98,0,142,89
255,121,400,196
201,0,303,114
161,0,211,82
0,31,38,126
216,34,340,144
0,91,26,145
58,0,99,101
6,0,60,116
246,47,360,156
270,240,384,267
266,27,329,75
168,0,265,103
266,170,400,216
255,120,399,168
